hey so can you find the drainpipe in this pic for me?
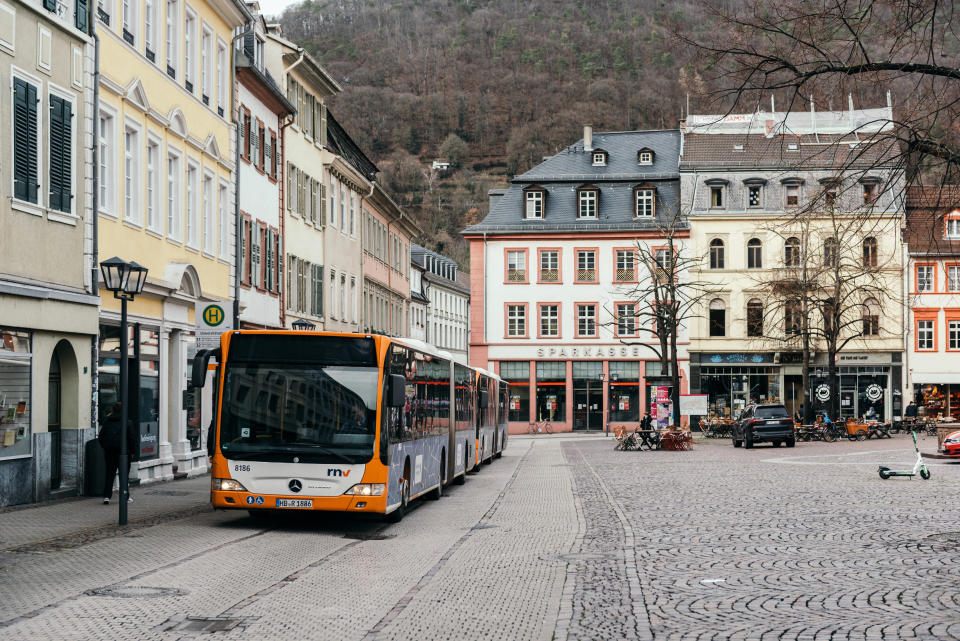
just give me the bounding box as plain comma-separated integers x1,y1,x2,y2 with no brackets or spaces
278,112,294,328
482,231,487,346
283,50,305,77
90,2,100,465
231,24,253,328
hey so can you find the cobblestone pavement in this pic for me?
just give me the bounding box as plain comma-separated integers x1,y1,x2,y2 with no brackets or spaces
0,434,958,640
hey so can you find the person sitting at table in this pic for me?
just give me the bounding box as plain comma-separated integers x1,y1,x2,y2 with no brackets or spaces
863,406,877,422
640,412,652,432
794,405,803,424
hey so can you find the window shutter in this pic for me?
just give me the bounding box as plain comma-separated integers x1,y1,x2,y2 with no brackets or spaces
48,96,72,213
319,182,327,227
286,163,294,211
244,113,251,158
285,255,293,310
265,228,274,290
240,219,247,284
242,32,254,62
44,0,56,11
13,79,38,204
76,0,89,32
273,136,280,178
315,264,324,316
310,177,318,225
319,103,327,147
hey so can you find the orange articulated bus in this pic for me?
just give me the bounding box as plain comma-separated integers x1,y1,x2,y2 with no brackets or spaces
192,330,507,522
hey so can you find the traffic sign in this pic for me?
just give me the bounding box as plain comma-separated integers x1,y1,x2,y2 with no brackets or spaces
196,302,233,349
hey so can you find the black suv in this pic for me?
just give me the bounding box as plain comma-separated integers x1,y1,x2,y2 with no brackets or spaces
733,404,795,449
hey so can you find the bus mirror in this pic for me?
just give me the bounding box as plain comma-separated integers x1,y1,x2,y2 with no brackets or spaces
388,374,406,407
191,349,219,388
479,389,489,407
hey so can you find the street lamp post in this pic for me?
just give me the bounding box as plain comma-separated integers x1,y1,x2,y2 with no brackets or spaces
100,257,148,527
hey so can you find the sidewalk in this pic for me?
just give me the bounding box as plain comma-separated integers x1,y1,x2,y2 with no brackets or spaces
0,474,212,552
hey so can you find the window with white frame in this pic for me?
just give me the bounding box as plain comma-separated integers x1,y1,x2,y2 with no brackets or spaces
506,250,526,282
144,0,158,59
638,150,653,165
616,303,636,336
98,109,116,213
540,250,559,282
525,190,543,219
539,304,559,337
202,173,214,253
201,27,212,104
340,273,347,320
166,150,181,239
636,188,654,217
218,182,229,259
165,0,178,77
145,138,160,230
950,320,960,350
917,320,934,350
121,0,137,44
186,162,198,246
123,123,141,223
946,218,960,239
615,250,635,281
507,305,526,336
949,265,960,292
576,250,596,281
917,265,935,292
350,191,356,235
183,10,195,92
216,41,226,114
577,304,597,337
592,152,605,166
340,184,346,231
578,188,597,219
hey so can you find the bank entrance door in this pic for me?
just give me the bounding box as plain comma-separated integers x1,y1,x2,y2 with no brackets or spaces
573,362,604,430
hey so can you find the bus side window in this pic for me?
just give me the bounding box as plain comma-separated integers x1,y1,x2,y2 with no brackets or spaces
379,380,390,465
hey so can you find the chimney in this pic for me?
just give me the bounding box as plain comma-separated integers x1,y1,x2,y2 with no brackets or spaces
764,119,775,138
583,125,593,152
488,189,506,212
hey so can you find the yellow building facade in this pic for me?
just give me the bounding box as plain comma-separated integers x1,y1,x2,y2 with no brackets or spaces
95,0,249,482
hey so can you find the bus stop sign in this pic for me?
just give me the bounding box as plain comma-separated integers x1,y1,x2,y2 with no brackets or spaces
196,302,232,349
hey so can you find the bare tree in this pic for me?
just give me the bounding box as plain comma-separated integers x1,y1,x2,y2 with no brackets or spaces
747,204,901,421
683,0,960,189
611,207,718,426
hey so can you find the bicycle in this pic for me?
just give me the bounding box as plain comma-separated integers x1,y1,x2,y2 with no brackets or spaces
528,420,553,435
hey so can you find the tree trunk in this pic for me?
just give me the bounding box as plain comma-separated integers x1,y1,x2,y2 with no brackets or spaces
670,325,681,429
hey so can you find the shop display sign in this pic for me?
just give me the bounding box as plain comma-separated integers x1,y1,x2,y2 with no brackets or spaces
655,386,670,403
546,395,557,411
815,384,831,402
509,395,520,411
618,395,630,411
865,384,883,402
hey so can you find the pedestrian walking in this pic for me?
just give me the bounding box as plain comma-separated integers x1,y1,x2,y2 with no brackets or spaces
641,412,652,432
98,403,139,504
905,401,918,418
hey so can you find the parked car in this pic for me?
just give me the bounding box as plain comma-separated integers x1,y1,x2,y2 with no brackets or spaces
733,404,796,449
942,429,960,457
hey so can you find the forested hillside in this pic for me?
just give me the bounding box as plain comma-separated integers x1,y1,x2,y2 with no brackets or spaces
279,0,708,266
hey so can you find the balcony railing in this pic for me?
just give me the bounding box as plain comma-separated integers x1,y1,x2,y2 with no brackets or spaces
507,269,526,282
540,268,558,282
577,269,596,282
615,268,635,282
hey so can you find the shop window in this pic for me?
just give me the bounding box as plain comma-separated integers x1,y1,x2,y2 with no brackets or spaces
608,361,640,422
709,239,724,269
535,361,566,423
708,299,726,337
500,361,529,422
0,330,32,460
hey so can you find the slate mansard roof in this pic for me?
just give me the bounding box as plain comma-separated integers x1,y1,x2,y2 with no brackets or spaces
463,129,683,235
680,133,891,171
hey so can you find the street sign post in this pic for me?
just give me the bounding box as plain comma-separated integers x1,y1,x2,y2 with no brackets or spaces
196,302,232,350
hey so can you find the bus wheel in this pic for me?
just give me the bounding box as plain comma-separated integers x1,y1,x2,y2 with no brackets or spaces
387,465,410,523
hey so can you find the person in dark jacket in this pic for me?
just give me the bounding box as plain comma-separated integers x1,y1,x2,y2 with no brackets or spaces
98,403,139,504
640,413,652,431
905,401,918,418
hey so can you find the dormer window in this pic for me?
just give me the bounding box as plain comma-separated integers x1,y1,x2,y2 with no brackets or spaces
634,185,655,217
577,186,598,219
591,150,607,166
743,178,766,208
780,177,805,207
524,186,544,219
638,148,654,165
705,178,728,208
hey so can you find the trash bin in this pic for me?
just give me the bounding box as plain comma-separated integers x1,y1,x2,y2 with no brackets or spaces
84,437,105,496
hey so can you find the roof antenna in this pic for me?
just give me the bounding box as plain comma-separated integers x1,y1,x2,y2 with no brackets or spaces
770,94,775,118
886,89,892,108
848,93,854,122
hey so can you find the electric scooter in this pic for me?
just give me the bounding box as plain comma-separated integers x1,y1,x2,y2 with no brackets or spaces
878,430,931,480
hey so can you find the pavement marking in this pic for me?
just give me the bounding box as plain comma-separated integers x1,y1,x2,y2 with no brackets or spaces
360,440,534,641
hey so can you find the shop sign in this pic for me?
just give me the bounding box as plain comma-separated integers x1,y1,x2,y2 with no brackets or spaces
702,353,774,364
535,345,646,358
815,384,831,402
196,303,233,350
865,383,884,402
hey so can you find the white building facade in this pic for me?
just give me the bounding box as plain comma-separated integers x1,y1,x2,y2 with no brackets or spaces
413,246,470,362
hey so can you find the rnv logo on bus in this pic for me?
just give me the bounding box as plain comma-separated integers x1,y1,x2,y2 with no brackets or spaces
327,469,352,477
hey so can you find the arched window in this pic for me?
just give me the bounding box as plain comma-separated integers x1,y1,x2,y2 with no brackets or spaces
784,237,801,267
747,299,763,337
862,298,880,336
747,238,763,269
709,298,726,337
863,237,878,268
824,238,839,267
785,299,801,336
709,238,724,269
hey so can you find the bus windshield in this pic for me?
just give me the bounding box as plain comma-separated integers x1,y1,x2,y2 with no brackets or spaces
218,335,380,464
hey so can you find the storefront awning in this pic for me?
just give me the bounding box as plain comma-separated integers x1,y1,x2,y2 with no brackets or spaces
911,372,960,384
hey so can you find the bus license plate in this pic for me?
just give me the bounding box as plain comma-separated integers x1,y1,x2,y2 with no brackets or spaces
276,499,313,508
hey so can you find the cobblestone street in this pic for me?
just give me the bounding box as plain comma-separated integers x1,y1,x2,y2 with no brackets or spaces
1,434,958,640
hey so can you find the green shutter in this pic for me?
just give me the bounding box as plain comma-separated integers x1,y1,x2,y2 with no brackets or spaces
13,78,38,204
319,182,327,227
76,0,88,32
44,0,56,11
49,96,72,213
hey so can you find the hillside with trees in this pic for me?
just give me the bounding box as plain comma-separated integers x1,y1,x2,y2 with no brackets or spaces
278,0,706,266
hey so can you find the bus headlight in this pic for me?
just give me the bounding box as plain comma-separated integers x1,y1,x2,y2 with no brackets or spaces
344,484,385,496
213,478,248,492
